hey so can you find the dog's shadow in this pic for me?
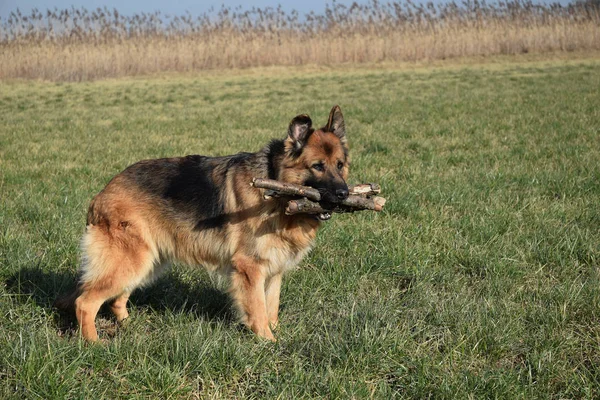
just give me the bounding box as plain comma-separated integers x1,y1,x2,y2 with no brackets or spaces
5,267,235,338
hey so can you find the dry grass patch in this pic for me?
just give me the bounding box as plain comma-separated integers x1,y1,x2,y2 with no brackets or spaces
1,0,599,81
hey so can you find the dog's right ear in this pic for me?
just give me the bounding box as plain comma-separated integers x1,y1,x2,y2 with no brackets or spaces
287,114,312,151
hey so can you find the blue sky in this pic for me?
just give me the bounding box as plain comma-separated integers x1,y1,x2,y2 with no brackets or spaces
1,1,355,17
0,0,572,18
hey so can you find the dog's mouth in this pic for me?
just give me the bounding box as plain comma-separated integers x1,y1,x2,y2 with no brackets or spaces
315,189,346,221
318,189,348,204
316,198,336,221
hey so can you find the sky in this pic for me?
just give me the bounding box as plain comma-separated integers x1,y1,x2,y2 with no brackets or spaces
0,0,355,18
0,0,573,18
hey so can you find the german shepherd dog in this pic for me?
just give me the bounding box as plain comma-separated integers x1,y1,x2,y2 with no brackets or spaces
55,105,350,342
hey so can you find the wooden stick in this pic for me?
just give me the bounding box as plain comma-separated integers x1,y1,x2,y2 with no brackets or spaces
349,183,381,197
285,198,329,215
253,177,386,216
286,196,386,215
341,195,386,211
252,178,321,201
253,179,382,200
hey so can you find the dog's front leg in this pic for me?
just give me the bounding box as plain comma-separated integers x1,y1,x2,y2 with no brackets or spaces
265,272,282,330
230,254,275,341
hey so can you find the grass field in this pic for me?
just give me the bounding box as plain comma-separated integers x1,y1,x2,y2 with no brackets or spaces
1,56,600,398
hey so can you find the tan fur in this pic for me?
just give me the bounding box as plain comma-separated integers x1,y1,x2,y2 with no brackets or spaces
59,107,349,342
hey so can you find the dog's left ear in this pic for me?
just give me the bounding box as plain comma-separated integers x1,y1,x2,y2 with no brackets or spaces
325,105,346,143
288,114,312,151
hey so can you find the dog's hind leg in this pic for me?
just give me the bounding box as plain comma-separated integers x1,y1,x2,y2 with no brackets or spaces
75,224,155,341
75,287,118,341
109,291,131,322
230,254,275,341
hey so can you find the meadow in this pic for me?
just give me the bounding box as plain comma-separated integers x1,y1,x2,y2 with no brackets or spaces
1,55,600,398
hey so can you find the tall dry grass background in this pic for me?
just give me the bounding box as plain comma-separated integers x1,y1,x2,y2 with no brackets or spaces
1,0,599,81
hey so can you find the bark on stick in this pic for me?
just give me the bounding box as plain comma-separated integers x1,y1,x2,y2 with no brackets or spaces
349,183,381,197
252,178,321,201
285,196,386,215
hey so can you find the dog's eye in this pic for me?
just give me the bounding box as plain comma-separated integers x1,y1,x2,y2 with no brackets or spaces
337,161,344,170
312,163,324,172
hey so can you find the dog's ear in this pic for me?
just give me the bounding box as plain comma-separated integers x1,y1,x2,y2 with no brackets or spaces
288,114,312,151
324,105,346,143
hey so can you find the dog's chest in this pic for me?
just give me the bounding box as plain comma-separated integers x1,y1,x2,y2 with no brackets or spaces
255,218,318,272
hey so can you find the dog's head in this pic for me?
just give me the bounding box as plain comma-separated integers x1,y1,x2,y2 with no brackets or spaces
281,105,350,204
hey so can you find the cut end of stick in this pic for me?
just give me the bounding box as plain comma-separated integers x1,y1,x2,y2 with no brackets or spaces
373,196,386,211
349,183,381,196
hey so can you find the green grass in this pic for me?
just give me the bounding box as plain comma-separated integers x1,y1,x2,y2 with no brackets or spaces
1,57,600,398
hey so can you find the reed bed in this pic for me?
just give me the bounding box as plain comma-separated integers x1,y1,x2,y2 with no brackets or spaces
1,0,599,81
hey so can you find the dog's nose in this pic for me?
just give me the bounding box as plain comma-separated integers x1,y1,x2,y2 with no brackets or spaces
336,188,349,200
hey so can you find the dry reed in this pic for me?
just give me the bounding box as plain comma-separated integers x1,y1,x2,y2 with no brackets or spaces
1,0,599,81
